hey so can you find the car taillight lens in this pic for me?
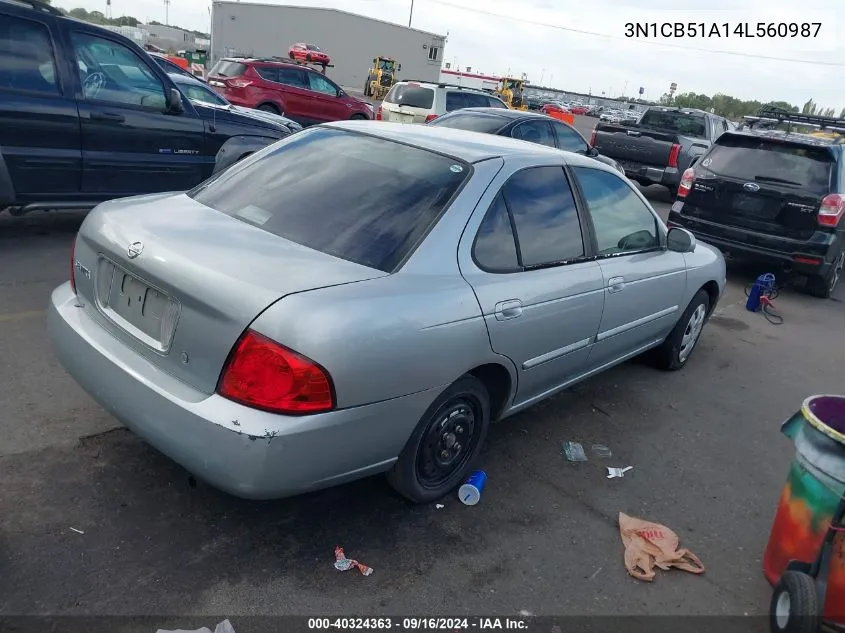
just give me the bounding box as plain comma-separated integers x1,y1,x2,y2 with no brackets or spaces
668,143,681,168
217,330,334,415
677,168,695,198
589,127,597,147
818,193,845,227
425,114,437,123
69,236,77,294
376,105,382,120
226,78,252,89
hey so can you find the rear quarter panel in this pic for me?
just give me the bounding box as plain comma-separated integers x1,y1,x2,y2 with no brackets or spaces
248,157,516,409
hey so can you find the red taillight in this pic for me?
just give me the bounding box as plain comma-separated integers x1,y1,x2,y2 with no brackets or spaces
668,143,681,168
818,193,845,227
425,114,438,123
217,330,334,415
69,236,77,294
376,105,382,120
677,167,695,198
589,127,597,147
794,256,821,266
226,78,252,89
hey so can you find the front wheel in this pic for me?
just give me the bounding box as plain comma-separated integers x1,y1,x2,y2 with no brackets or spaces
257,103,279,114
769,571,820,633
652,289,710,371
387,375,490,503
804,250,844,299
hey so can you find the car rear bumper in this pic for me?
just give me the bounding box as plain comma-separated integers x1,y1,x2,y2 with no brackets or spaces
668,209,841,277
48,283,441,500
621,161,680,188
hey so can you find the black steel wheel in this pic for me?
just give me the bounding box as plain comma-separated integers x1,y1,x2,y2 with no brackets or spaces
805,250,844,299
769,571,820,633
387,375,490,503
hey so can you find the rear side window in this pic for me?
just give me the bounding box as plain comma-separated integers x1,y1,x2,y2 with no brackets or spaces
254,66,278,82
384,84,434,109
473,193,520,271
705,135,833,194
189,128,469,273
487,96,508,109
428,112,507,134
639,110,707,138
0,14,60,94
276,67,308,89
210,60,246,77
446,91,490,111
502,166,584,267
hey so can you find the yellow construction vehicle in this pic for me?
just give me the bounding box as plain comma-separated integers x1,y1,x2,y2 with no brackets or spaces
496,76,528,111
365,56,401,100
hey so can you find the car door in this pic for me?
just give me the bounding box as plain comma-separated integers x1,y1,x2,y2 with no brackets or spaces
571,166,688,369
305,71,348,123
68,29,207,195
550,121,590,155
510,119,556,148
257,66,312,123
0,10,81,200
459,165,605,407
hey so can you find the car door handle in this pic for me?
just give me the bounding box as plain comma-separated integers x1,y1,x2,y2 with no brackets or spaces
494,299,523,321
90,111,125,123
607,277,625,293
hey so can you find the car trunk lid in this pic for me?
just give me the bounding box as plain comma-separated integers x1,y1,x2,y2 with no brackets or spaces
74,193,387,395
680,134,834,240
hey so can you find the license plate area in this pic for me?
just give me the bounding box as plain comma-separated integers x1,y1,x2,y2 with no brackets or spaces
732,193,773,218
95,258,180,353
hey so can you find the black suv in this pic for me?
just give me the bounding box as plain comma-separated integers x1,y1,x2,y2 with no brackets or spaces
0,0,292,216
667,108,845,298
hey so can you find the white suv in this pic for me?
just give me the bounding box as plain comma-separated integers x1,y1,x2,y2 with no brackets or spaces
377,80,509,124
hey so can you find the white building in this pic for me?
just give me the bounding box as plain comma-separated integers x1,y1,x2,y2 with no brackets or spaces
210,1,446,90
140,23,198,53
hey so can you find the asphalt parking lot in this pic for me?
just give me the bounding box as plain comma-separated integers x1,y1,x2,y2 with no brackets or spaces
1,116,843,627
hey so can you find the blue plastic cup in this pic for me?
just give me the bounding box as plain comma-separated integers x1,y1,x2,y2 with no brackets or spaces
458,470,487,506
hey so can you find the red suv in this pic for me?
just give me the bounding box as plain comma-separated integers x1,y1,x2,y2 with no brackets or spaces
207,58,373,126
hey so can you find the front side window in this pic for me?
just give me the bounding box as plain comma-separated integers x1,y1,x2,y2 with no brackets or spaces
71,32,165,108
182,83,228,106
473,193,520,271
487,96,508,109
573,167,659,255
189,128,469,273
511,120,555,148
0,15,60,94
502,166,585,267
307,72,338,96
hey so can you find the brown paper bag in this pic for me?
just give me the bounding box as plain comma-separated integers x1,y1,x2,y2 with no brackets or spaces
618,512,705,582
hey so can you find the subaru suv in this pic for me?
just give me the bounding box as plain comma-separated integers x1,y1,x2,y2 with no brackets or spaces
667,113,845,298
377,80,508,124
207,58,373,126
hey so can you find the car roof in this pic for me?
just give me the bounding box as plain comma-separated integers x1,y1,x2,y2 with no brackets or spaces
442,107,553,122
167,72,206,87
720,128,843,148
395,80,492,95
325,120,603,166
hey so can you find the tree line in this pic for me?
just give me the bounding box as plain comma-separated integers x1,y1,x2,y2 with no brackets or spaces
658,92,845,122
47,3,209,39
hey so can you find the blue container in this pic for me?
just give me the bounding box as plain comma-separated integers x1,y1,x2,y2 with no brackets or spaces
458,470,487,506
746,273,776,312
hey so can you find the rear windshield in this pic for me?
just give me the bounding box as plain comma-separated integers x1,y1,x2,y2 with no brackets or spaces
705,135,833,193
639,110,707,138
210,60,246,77
429,112,508,134
189,128,469,272
384,84,435,109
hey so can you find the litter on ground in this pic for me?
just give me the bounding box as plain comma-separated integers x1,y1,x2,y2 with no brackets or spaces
618,512,705,582
606,466,633,479
563,441,588,462
156,619,236,633
334,546,373,576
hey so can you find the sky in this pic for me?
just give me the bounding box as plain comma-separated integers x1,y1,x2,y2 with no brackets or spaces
52,0,845,109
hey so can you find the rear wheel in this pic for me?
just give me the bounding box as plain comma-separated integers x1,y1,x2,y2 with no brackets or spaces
769,571,819,633
350,113,368,120
305,53,312,61
804,250,844,299
288,51,295,59
387,375,490,503
652,289,710,371
257,103,279,114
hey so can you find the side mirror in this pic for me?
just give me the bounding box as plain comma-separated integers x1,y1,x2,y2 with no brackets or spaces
373,58,377,64
167,87,184,113
666,227,696,253
587,146,599,157
397,64,402,71
336,88,345,98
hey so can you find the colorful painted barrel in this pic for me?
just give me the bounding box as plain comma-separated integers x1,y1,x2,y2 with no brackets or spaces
763,394,845,623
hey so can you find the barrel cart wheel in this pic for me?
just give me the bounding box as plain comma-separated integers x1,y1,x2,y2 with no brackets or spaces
770,571,820,633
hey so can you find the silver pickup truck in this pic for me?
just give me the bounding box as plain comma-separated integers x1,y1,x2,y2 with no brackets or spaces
590,107,731,195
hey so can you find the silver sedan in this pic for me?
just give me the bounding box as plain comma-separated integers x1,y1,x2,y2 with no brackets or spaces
48,122,727,502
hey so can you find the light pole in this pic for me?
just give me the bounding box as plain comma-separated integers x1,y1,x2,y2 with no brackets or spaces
408,0,414,27
539,68,546,86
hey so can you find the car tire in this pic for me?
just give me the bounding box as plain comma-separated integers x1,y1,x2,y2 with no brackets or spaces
804,250,844,299
769,571,819,633
652,289,710,371
288,52,295,59
350,113,368,120
386,375,490,503
257,103,280,114
305,54,312,61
